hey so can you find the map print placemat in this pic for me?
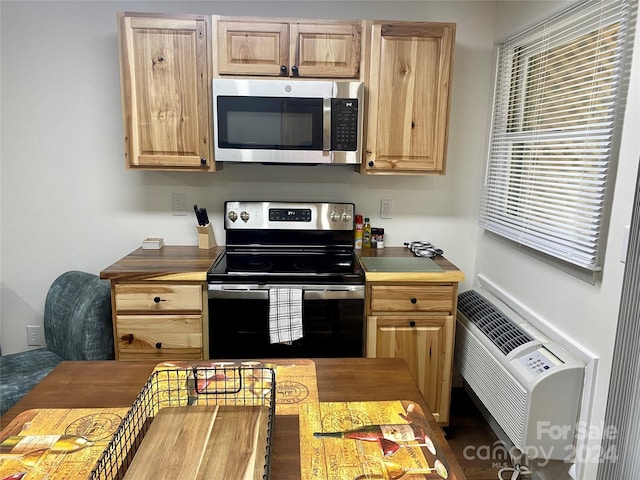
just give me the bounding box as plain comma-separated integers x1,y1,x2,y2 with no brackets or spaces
154,358,319,415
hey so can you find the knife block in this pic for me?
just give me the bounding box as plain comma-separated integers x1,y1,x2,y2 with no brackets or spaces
197,224,216,250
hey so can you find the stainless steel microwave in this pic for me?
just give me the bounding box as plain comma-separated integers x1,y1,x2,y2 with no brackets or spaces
212,79,364,164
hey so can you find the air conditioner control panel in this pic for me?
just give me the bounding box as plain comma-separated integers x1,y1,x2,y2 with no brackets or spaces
518,347,563,376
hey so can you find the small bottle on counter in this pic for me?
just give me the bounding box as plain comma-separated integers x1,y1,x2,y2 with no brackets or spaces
377,228,385,249
354,215,363,249
371,228,379,248
363,218,372,248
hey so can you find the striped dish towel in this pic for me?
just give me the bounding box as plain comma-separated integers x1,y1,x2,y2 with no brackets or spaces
269,288,303,344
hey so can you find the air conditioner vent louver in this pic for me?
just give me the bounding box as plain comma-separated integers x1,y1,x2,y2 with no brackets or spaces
458,290,533,355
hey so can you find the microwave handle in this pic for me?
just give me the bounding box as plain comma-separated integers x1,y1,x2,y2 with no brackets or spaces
323,98,331,152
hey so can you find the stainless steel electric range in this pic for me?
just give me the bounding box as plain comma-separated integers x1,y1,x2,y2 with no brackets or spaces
207,201,365,359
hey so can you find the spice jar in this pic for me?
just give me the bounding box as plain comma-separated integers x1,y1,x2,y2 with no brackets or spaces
376,228,385,248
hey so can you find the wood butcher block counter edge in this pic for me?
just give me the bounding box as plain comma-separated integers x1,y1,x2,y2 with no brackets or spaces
100,246,224,281
99,246,463,283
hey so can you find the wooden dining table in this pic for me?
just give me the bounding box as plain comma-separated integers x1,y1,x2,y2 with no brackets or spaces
0,358,467,480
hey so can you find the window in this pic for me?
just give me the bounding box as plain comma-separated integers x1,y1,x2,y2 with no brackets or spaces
480,0,635,272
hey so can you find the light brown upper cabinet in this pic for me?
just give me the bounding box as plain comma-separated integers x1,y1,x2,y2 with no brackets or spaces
118,13,215,171
362,22,456,175
213,17,363,79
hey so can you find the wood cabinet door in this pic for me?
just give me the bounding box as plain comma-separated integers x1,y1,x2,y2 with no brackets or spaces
119,15,212,170
216,21,289,76
290,22,361,78
365,22,455,174
367,315,454,424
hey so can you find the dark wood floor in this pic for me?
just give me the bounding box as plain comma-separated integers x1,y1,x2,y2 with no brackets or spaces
445,387,511,480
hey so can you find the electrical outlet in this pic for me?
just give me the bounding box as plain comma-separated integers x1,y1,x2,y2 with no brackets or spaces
380,199,392,219
171,193,187,216
27,325,42,346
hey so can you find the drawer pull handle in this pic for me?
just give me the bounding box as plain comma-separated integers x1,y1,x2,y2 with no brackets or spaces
410,297,417,304
155,342,162,349
153,296,165,304
409,320,416,327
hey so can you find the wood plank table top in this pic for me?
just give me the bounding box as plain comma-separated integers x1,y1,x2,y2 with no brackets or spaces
0,358,466,480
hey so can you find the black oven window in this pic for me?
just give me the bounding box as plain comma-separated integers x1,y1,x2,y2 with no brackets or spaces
209,297,364,359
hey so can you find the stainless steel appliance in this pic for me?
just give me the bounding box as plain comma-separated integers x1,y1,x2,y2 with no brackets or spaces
207,201,364,358
212,79,364,164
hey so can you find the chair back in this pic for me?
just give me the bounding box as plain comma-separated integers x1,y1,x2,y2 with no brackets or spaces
44,271,114,360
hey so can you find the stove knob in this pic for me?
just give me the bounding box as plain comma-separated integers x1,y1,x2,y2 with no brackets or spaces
330,210,340,222
240,211,250,222
228,211,238,222
342,211,352,222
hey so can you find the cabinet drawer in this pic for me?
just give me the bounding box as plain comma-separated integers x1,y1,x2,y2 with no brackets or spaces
116,314,203,359
370,284,454,313
115,284,202,312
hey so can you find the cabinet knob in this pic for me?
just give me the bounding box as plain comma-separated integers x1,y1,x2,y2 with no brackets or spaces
410,297,417,304
155,342,162,349
200,158,206,165
368,160,375,167
280,65,288,75
409,320,416,327
153,296,163,304
291,65,299,76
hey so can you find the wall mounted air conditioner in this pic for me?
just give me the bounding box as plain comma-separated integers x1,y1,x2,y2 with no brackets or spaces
455,288,584,460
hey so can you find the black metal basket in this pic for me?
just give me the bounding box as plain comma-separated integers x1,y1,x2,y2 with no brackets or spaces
88,363,276,480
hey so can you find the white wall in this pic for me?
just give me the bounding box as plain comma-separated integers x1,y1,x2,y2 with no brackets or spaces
0,1,495,353
475,2,640,480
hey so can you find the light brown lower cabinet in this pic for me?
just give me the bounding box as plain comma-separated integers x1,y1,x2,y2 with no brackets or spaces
111,282,208,360
365,282,458,424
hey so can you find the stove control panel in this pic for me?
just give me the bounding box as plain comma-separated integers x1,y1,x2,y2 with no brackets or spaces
269,208,312,222
225,201,355,230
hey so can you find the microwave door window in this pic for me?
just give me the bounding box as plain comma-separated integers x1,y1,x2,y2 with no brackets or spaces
217,96,323,150
282,113,314,147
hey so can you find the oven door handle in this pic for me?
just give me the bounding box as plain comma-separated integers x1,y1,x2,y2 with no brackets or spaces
305,289,364,300
208,285,364,300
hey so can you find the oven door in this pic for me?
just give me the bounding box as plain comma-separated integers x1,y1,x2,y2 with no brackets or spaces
207,284,364,359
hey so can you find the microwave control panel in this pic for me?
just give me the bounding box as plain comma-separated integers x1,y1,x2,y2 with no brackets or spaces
331,99,359,151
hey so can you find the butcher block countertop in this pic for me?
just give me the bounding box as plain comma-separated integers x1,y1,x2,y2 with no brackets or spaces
100,246,224,281
357,247,464,282
100,245,463,283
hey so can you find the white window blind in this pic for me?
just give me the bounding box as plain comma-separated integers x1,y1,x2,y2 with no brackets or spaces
480,0,635,271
